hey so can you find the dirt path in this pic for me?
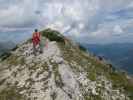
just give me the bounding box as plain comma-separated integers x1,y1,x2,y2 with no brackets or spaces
0,41,83,100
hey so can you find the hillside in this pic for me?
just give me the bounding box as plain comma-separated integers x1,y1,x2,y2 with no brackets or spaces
0,29,133,100
84,43,133,74
0,41,15,56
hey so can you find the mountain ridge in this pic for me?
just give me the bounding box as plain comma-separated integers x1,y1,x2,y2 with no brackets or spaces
0,29,132,100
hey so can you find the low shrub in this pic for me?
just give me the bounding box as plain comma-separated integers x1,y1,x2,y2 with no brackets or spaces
41,28,65,43
78,44,87,52
12,45,18,51
0,52,11,61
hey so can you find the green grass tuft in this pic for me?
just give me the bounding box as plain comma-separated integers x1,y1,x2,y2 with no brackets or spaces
0,86,25,100
0,52,11,61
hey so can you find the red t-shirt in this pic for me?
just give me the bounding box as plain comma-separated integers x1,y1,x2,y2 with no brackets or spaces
32,32,41,46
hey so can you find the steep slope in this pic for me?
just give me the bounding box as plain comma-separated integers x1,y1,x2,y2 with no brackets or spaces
0,29,132,100
0,41,15,56
84,43,133,74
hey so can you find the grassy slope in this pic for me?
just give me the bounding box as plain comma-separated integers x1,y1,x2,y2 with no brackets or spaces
58,39,133,100
41,28,133,99
0,29,132,99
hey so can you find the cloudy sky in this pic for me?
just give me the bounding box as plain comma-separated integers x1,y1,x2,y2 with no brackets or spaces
0,0,133,44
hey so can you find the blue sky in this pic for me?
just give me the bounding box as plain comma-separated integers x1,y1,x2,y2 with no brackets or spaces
0,0,133,44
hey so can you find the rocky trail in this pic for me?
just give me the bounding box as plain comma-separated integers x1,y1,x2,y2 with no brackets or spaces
0,38,131,100
0,40,84,100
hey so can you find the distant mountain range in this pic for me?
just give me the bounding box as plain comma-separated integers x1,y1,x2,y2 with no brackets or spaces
83,43,133,74
0,41,15,56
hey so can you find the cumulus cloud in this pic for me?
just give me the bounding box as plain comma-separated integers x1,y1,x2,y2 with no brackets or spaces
0,0,39,30
0,0,133,44
113,25,123,35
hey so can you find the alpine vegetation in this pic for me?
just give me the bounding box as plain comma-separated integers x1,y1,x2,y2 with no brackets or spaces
0,29,132,100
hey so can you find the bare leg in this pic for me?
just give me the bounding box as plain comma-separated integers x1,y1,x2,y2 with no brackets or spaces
39,41,43,54
33,44,37,56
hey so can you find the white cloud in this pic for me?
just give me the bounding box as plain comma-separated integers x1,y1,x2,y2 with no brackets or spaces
99,0,132,12
79,23,84,30
0,0,133,44
0,0,39,29
113,25,123,35
0,27,33,32
90,28,113,38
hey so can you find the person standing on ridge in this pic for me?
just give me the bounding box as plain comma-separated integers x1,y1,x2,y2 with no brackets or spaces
32,29,43,56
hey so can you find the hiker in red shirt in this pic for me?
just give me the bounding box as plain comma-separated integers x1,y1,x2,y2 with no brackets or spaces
32,29,43,56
